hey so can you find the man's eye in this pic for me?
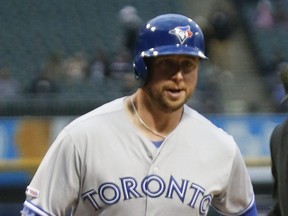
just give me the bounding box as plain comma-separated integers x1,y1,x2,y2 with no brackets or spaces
155,59,173,68
181,60,193,68
159,59,172,65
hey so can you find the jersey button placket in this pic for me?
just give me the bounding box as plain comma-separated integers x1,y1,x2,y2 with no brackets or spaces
145,163,162,216
147,152,153,159
153,166,159,172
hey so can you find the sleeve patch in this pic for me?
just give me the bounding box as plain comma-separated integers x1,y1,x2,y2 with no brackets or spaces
26,186,40,198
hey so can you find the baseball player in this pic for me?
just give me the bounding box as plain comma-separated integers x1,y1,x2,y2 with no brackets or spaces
21,14,257,216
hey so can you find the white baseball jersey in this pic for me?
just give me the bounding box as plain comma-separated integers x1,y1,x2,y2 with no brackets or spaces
22,97,255,216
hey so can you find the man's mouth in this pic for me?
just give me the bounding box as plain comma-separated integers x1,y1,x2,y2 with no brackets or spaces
167,88,182,93
166,88,184,98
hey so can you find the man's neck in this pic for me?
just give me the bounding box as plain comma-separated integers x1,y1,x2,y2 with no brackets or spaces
128,91,184,139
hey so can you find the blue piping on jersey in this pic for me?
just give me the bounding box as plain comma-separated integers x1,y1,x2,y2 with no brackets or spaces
22,200,51,216
211,195,257,216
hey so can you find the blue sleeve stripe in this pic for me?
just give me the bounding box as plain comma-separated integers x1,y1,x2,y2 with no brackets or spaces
237,195,257,216
241,202,257,216
23,200,51,216
212,195,257,216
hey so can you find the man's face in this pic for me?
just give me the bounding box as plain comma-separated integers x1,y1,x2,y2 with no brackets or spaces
143,55,200,112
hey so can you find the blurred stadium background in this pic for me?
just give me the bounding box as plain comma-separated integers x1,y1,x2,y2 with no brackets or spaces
0,0,287,215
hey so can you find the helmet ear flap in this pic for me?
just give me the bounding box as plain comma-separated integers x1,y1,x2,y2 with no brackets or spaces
133,54,148,85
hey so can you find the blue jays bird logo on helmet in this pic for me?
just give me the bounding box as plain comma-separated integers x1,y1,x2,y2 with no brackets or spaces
169,25,193,44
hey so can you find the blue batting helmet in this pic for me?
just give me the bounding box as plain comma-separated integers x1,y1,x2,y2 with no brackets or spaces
133,14,208,83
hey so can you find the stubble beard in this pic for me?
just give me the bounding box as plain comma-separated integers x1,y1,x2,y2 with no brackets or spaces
145,87,193,113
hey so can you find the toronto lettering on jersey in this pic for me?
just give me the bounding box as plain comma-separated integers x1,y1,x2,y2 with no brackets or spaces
82,174,212,214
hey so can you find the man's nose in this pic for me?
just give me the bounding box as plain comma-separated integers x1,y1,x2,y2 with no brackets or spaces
170,69,184,81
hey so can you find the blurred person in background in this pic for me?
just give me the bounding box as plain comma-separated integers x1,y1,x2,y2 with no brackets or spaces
109,50,132,79
62,52,88,84
26,68,60,95
0,66,20,98
118,5,142,56
109,50,136,93
87,49,110,82
268,63,288,216
255,0,274,29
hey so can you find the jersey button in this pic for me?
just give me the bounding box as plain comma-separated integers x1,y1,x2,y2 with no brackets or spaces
154,167,159,172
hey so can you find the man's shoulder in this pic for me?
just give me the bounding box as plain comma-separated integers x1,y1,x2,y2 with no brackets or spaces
270,118,288,151
183,105,230,135
273,118,288,136
282,118,288,131
66,97,126,130
278,118,288,138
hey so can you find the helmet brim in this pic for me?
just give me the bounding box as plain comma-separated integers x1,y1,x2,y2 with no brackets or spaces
141,45,208,60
